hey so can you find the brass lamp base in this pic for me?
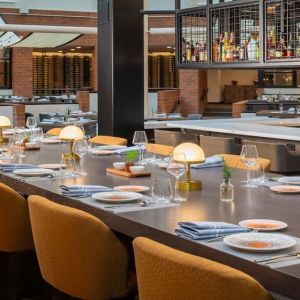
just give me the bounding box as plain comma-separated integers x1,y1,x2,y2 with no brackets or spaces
63,152,80,161
177,180,202,191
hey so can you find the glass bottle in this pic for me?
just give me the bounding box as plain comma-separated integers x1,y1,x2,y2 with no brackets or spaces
191,40,195,62
195,42,200,63
229,32,235,62
247,33,258,61
186,42,191,63
213,39,219,62
223,32,230,62
269,30,276,60
220,179,234,202
296,36,300,58
218,33,224,62
287,33,295,58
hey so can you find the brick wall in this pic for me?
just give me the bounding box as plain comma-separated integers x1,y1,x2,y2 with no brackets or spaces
179,70,207,115
76,91,90,112
157,90,180,113
13,104,25,127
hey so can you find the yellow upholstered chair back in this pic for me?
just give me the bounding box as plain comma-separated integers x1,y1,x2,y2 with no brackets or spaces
133,237,272,300
220,154,271,172
28,196,129,300
46,128,62,136
0,183,34,252
146,143,174,156
90,135,127,146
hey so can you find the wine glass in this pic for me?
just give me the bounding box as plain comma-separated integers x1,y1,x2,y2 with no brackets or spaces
240,144,258,187
167,153,187,202
279,102,284,113
73,138,89,175
132,131,148,162
13,127,26,158
26,117,37,138
32,127,43,143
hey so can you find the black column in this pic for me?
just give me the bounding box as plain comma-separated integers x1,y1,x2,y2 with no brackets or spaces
98,0,144,142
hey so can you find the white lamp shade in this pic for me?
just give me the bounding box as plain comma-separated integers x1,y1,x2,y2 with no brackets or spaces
59,125,84,140
173,143,205,163
0,116,11,127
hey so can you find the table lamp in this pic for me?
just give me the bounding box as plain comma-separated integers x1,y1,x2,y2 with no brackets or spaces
59,125,84,160
173,142,205,191
0,116,11,143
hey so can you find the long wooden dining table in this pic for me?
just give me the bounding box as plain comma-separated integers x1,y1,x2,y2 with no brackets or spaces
1,143,300,299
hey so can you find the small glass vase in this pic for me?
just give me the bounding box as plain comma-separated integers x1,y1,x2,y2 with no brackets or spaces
220,179,234,202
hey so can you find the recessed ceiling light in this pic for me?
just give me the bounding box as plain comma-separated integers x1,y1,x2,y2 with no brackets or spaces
70,48,75,51
58,50,63,53
76,46,82,49
167,46,172,49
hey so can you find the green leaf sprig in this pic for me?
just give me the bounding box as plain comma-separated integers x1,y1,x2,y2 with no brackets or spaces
223,159,232,185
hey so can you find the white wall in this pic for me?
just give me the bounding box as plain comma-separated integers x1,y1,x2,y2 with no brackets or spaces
207,69,257,103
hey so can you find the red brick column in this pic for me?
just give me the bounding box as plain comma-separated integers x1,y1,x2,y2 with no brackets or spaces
76,91,90,112
179,70,207,115
157,90,180,113
13,104,25,127
12,48,33,98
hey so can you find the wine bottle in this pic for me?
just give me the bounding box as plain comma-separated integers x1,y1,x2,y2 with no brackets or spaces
247,33,258,61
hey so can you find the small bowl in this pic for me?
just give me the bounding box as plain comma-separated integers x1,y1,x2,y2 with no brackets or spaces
113,162,126,171
129,165,145,175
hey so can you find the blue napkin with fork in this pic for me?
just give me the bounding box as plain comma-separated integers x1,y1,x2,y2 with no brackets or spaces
191,155,223,169
0,164,37,172
176,222,250,240
59,185,112,197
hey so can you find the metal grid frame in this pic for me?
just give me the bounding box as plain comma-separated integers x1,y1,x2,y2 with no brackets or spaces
265,0,300,62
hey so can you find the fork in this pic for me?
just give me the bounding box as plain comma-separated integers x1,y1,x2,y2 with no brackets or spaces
254,252,300,263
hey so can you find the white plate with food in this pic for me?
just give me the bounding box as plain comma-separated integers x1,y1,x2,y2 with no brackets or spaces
90,149,114,155
113,185,149,193
92,191,143,204
13,168,54,177
224,232,296,252
277,176,300,186
270,185,300,194
38,164,63,170
239,219,287,231
96,145,127,151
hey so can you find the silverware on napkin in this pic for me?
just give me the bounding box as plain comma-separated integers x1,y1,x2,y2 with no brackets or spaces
254,252,300,263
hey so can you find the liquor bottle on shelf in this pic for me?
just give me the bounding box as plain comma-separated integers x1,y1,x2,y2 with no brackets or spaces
218,33,223,62
269,30,276,60
191,40,195,62
213,39,219,62
199,43,206,63
228,32,235,62
195,42,200,63
182,38,186,63
222,32,230,62
234,46,240,61
247,33,258,61
281,33,287,58
186,42,191,63
287,33,295,58
275,32,284,59
239,44,245,61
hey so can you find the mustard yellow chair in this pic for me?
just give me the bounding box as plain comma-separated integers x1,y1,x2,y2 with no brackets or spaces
28,195,129,300
146,143,174,156
46,127,62,136
220,154,271,172
133,237,272,300
90,135,128,146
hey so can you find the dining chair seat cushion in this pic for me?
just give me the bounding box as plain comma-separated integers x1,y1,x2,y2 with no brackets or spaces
0,183,34,252
28,195,129,300
46,128,62,136
146,143,174,156
90,135,127,146
133,237,272,300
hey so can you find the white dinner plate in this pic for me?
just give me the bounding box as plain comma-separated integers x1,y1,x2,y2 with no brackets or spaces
92,191,143,204
277,176,300,186
113,185,149,193
96,145,127,151
38,164,62,170
13,168,54,177
239,219,287,231
90,149,114,155
224,232,296,252
42,138,61,144
270,185,300,194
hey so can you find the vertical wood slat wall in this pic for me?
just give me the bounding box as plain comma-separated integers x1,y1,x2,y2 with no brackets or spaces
33,52,92,96
148,53,178,89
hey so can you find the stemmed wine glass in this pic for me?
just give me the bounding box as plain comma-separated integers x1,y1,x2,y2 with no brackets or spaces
26,117,37,138
167,153,187,202
240,144,258,187
73,138,89,175
132,131,148,163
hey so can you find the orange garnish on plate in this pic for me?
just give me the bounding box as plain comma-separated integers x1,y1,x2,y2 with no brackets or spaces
243,241,273,248
246,223,278,229
105,195,127,201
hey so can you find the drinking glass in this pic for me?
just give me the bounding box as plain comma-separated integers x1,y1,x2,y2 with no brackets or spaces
132,131,148,162
240,144,258,187
167,153,187,202
76,123,85,135
152,178,173,204
60,154,75,176
279,102,284,113
73,138,89,175
249,160,265,187
13,127,26,158
26,117,37,138
32,127,44,143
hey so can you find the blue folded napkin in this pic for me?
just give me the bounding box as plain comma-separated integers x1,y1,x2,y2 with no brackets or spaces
59,185,112,197
191,155,223,169
114,146,141,155
175,221,250,240
0,164,36,172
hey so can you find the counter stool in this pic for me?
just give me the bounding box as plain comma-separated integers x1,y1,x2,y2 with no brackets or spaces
220,154,271,172
146,143,174,156
90,135,127,146
28,195,130,300
0,183,41,300
133,237,272,300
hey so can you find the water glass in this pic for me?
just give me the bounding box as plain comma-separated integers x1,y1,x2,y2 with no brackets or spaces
13,127,26,158
249,160,265,186
73,138,89,175
152,178,173,204
26,117,37,130
132,131,148,162
240,144,258,187
32,127,44,143
279,102,284,113
60,154,75,176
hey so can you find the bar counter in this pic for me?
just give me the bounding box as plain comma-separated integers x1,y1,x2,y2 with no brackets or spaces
1,143,300,299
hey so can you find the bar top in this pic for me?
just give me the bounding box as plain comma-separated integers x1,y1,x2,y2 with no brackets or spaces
167,117,300,141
